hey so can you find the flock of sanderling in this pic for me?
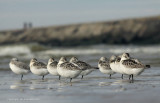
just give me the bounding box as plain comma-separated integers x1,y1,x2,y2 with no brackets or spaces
9,53,150,85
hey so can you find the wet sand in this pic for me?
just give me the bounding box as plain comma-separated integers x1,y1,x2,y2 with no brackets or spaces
0,67,160,103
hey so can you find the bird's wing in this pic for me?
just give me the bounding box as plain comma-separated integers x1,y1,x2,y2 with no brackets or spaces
50,61,58,67
99,61,110,69
60,62,81,71
17,61,30,70
33,62,47,69
76,61,91,69
122,59,145,68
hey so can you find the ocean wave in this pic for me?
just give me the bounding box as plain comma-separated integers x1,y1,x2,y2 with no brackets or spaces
0,45,34,58
41,49,105,56
41,45,160,56
0,45,160,57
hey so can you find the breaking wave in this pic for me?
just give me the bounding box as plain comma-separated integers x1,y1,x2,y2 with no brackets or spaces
0,44,160,57
41,45,160,56
0,45,34,58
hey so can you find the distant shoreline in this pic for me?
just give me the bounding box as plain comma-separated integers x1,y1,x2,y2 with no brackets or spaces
0,15,160,46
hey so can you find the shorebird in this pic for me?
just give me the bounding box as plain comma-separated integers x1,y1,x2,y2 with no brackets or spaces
9,58,30,80
98,57,115,79
110,55,125,79
57,57,83,84
70,57,98,79
47,58,61,80
120,53,150,81
30,58,49,80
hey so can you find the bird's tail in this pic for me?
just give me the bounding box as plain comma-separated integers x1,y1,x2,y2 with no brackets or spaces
145,65,151,69
92,67,99,70
81,68,87,71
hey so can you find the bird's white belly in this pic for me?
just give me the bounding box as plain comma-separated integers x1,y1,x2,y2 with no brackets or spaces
131,68,144,75
110,63,118,72
30,67,48,76
121,64,144,76
99,67,115,74
57,67,81,78
47,66,59,76
10,63,29,75
115,63,124,74
80,69,93,76
110,63,123,74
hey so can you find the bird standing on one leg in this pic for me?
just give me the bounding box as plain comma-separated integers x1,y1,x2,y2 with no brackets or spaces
9,58,30,80
98,57,115,79
47,58,61,80
70,57,98,79
30,58,48,80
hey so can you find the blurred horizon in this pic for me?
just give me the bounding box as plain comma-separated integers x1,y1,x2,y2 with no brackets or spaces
0,0,160,31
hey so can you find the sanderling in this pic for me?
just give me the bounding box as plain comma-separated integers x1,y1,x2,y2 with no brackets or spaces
70,57,98,79
120,53,150,81
57,57,83,84
110,55,125,79
30,58,49,80
9,58,30,80
98,57,115,79
47,58,61,80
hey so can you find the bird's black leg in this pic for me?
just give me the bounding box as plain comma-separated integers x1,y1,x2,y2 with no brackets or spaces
129,74,134,83
129,75,131,80
21,75,23,80
121,74,123,79
70,78,72,82
131,74,134,81
109,74,111,79
81,75,83,79
59,75,61,80
42,75,44,80
70,78,72,86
